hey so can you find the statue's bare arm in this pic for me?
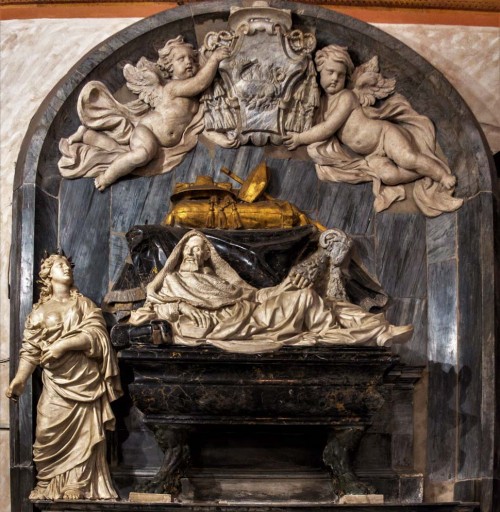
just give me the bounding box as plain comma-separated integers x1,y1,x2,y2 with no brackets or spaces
6,359,37,400
283,90,357,149
40,332,92,366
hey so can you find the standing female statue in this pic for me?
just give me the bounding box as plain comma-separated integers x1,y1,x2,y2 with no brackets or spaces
6,253,122,500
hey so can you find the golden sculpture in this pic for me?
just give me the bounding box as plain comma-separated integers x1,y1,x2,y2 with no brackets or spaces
165,162,324,230
6,253,122,500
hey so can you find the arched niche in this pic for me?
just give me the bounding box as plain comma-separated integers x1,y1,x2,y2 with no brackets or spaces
9,1,498,511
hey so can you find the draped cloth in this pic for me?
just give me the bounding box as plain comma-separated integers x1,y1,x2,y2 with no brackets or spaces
130,231,411,354
307,94,463,216
58,81,204,180
20,295,122,500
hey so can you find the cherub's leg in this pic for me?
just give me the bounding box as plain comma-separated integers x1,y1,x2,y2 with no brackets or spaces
384,127,456,189
95,125,159,191
82,129,122,151
367,155,419,186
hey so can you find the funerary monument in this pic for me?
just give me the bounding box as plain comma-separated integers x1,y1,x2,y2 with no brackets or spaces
8,2,497,511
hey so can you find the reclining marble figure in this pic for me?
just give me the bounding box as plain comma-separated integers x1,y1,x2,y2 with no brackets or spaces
129,230,412,353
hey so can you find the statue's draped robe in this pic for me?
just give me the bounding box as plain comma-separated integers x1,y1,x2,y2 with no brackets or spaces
20,295,122,499
131,230,404,354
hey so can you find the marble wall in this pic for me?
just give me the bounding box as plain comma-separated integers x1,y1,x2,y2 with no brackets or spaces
0,12,498,512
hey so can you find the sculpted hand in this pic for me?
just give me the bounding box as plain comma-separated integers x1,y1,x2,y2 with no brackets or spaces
279,273,311,293
40,343,66,365
179,302,212,329
283,133,302,151
289,272,312,289
439,174,456,190
6,377,26,401
211,46,231,63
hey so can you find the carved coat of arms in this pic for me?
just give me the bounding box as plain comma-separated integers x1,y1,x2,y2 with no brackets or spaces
201,2,319,146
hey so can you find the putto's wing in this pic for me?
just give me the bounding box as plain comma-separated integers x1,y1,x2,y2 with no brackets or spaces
123,57,162,108
349,56,396,107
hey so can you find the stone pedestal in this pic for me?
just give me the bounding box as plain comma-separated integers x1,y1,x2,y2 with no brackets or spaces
113,335,419,504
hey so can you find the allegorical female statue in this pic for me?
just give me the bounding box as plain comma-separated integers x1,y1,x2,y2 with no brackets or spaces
6,253,122,500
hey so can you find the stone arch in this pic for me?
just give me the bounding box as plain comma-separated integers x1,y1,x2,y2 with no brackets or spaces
9,2,497,511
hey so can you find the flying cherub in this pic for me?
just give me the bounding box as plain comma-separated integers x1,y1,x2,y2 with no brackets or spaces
62,36,230,190
283,45,457,196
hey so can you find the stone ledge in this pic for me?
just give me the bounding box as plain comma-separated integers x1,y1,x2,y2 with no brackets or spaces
33,499,481,512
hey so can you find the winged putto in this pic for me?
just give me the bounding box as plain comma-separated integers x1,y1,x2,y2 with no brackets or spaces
59,36,229,190
284,45,463,216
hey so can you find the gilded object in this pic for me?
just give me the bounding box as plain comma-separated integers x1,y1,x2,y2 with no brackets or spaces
164,162,321,230
6,254,122,501
129,230,412,353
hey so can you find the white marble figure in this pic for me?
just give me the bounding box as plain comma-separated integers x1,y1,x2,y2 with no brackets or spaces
59,36,230,190
283,45,464,216
6,253,122,500
128,230,412,354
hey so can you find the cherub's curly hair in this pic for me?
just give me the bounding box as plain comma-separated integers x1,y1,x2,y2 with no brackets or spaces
315,45,354,77
37,252,78,305
157,35,198,77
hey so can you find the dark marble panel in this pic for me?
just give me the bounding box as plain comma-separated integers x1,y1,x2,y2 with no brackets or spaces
116,426,163,472
427,360,458,483
169,142,213,187
354,433,392,471
426,259,458,483
476,193,497,480
33,187,59,280
10,185,37,512
266,157,319,216
190,1,232,45
59,178,110,304
350,236,375,276
478,478,499,512
375,213,427,298
426,213,457,265
14,122,50,190
425,71,493,197
316,182,374,235
399,475,424,504
9,185,37,465
453,479,481,503
109,234,130,288
111,172,177,233
427,259,458,368
10,466,35,512
212,144,266,186
385,298,427,366
391,389,415,470
457,197,484,480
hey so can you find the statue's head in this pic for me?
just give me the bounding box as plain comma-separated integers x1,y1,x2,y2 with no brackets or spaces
37,251,75,303
315,45,354,94
320,228,352,266
179,234,210,273
157,35,199,80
